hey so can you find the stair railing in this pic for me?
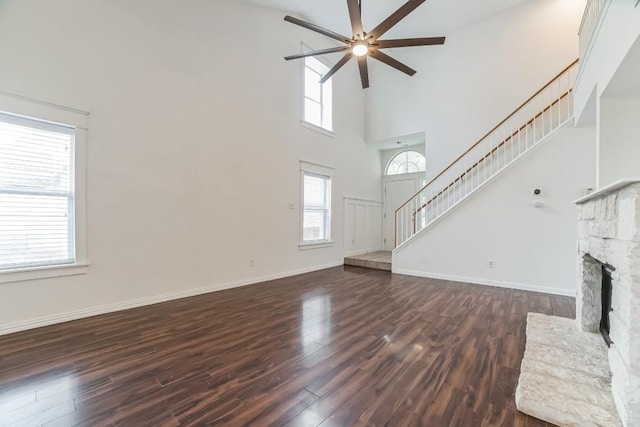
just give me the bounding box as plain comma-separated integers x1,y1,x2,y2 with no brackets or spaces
578,0,609,60
395,59,579,248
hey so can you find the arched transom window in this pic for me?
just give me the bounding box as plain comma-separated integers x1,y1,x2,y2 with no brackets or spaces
386,150,426,175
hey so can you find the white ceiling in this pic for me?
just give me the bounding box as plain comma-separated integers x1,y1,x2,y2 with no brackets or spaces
233,0,532,147
234,0,530,38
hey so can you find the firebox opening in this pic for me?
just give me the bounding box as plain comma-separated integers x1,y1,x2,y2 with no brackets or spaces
600,265,614,347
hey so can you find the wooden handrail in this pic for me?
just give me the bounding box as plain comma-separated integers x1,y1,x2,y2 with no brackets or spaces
410,90,572,220
394,59,579,217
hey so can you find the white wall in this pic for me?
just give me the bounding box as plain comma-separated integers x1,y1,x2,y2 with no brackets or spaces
599,98,640,187
0,0,381,332
394,127,596,296
366,0,586,182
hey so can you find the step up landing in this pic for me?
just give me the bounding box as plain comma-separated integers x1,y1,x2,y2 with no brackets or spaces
344,251,391,271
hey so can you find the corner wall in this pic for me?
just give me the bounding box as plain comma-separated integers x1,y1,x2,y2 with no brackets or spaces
599,98,640,187
0,0,381,333
393,127,596,296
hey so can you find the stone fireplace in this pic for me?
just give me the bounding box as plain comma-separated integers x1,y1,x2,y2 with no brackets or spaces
576,180,640,426
516,179,640,426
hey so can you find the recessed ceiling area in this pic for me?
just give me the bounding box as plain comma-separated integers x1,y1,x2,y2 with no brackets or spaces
233,0,529,38
371,131,425,150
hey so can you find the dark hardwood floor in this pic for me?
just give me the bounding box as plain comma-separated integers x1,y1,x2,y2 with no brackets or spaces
0,266,575,426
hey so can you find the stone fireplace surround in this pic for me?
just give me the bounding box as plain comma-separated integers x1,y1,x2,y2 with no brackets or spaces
516,179,640,426
575,179,640,426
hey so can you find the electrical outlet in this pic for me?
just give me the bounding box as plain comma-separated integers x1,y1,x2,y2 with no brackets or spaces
488,260,495,269
249,259,255,267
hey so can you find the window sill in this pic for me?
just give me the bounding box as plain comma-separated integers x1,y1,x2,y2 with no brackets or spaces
299,241,334,250
300,120,335,138
0,263,89,284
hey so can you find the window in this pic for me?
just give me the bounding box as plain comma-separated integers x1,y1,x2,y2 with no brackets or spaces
0,113,76,271
0,97,87,283
300,161,333,246
302,172,331,242
303,55,333,132
386,150,426,175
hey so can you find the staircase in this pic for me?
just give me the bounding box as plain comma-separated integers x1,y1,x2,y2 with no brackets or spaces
394,59,580,248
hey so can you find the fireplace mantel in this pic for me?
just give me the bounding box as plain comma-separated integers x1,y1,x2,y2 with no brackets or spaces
573,178,640,205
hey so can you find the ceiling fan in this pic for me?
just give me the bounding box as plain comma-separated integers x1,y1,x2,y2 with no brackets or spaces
284,0,445,89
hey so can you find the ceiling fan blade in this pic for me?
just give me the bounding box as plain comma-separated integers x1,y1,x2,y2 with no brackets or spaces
375,37,445,49
347,0,364,40
366,0,426,41
285,46,351,61
357,55,369,89
284,16,353,44
319,52,353,83
369,49,416,76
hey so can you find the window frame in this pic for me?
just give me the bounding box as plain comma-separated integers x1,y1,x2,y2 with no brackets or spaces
385,150,426,176
301,44,334,135
0,92,88,284
299,161,334,249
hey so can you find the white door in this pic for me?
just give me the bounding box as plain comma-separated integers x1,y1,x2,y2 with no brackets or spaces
384,178,418,250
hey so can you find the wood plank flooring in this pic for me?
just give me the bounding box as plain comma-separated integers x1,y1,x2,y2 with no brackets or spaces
0,266,575,426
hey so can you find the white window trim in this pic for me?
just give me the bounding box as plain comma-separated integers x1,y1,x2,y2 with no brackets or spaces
300,119,335,138
300,43,334,135
385,150,427,176
298,241,334,250
299,161,334,249
0,90,89,284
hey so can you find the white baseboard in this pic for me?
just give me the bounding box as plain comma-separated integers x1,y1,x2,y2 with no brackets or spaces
392,268,577,297
0,262,343,336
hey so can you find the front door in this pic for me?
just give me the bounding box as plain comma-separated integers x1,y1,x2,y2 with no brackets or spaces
383,178,419,250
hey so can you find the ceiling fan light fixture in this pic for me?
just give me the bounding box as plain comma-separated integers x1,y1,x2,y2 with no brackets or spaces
283,0,445,89
352,42,368,57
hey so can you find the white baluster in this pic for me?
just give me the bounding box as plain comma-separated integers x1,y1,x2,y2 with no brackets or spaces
558,79,562,127
400,209,403,246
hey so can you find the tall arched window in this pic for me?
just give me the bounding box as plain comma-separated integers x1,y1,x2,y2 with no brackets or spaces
386,150,426,175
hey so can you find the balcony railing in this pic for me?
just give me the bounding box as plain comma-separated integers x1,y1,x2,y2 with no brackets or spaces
578,0,609,60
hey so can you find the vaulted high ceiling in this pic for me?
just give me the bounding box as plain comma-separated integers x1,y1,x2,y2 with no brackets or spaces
234,0,529,38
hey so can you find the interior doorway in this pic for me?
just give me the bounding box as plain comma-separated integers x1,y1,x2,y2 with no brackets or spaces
380,143,427,251
383,174,424,250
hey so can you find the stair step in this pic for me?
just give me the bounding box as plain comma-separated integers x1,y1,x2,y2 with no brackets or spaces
344,251,391,271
